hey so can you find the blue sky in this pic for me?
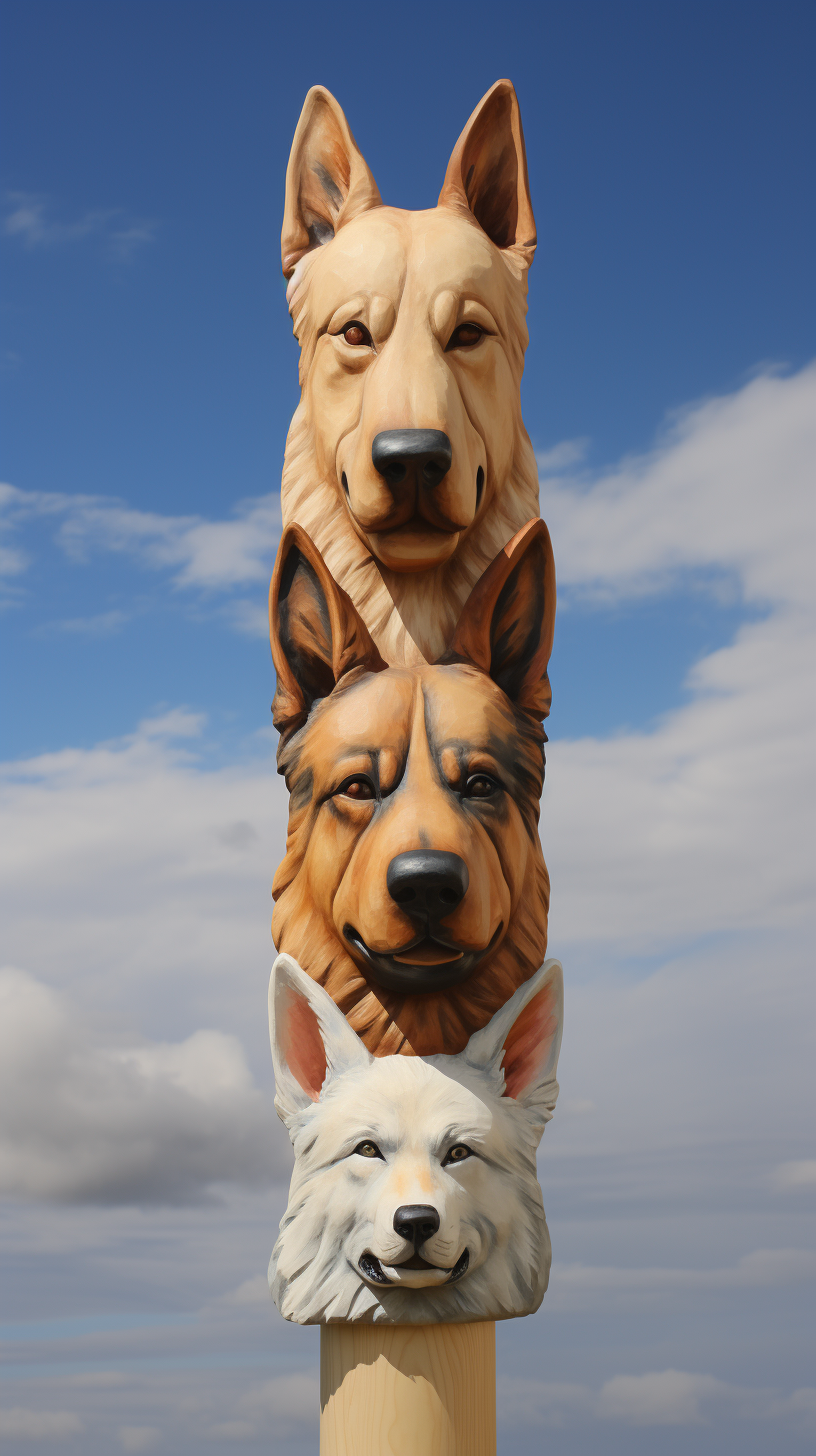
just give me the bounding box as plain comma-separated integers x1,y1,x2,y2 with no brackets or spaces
1,2,815,1454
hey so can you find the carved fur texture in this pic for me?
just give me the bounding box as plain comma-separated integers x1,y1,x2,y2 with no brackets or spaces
269,954,563,1325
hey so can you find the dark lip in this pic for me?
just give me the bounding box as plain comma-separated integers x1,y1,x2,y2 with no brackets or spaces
359,1249,470,1286
343,924,502,994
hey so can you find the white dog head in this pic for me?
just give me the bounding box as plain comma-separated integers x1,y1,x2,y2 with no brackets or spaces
268,953,563,1324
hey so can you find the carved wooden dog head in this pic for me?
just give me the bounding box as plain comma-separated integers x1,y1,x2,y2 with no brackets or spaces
269,953,563,1325
280,81,541,664
269,518,555,1056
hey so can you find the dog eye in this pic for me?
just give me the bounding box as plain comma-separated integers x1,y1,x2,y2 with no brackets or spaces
443,1144,473,1165
463,773,499,799
336,777,376,801
341,321,373,347
353,1140,384,1159
446,322,484,350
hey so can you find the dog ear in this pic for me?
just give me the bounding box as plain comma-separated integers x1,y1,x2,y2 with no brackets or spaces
270,524,387,739
444,517,555,721
282,86,382,279
464,960,563,1132
269,953,372,1120
438,80,536,276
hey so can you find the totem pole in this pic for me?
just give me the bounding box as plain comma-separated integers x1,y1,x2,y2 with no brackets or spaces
267,81,563,1455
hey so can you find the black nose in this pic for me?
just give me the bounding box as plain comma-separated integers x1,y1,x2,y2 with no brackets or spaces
372,430,452,489
393,1204,441,1246
386,851,468,921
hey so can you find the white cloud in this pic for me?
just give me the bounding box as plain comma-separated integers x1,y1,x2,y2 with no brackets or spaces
0,482,281,591
239,1374,318,1426
3,193,157,259
597,1369,739,1425
545,1249,816,1312
33,609,130,638
0,964,282,1204
773,1159,816,1192
500,1370,816,1431
117,1428,160,1453
0,1406,84,1439
542,364,816,609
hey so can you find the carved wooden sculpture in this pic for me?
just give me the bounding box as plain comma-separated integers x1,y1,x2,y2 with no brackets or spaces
269,954,563,1324
269,517,555,1056
266,81,562,1455
280,80,540,666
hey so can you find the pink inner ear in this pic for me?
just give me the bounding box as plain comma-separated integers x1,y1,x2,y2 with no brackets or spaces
280,987,328,1101
501,980,559,1100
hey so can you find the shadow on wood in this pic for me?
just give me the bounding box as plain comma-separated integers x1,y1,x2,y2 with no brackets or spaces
320,1322,496,1455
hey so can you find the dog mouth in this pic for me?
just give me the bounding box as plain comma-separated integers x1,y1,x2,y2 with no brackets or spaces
343,925,502,994
358,1249,470,1288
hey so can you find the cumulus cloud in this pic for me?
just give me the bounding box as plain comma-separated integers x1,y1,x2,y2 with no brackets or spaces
541,364,815,609
540,367,816,958
0,964,282,1204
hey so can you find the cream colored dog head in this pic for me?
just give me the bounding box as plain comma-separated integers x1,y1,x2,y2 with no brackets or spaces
268,953,563,1325
281,81,541,664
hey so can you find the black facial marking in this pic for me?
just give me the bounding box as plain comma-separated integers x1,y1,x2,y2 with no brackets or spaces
278,548,335,708
307,217,334,248
288,765,314,813
490,571,547,703
313,163,343,211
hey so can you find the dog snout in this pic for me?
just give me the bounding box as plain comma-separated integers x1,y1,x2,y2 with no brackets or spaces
372,430,452,490
393,1204,441,1247
386,851,468,922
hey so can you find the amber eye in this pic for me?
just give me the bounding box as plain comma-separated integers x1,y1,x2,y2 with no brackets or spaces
342,321,372,347
464,773,499,799
354,1140,384,1159
337,777,376,801
443,1144,473,1165
447,322,484,350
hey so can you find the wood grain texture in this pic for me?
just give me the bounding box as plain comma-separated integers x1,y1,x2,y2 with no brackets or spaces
320,1322,496,1455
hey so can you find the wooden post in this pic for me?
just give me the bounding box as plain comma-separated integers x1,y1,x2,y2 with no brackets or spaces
320,1321,496,1456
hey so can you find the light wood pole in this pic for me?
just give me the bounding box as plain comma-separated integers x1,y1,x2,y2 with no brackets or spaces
320,1321,496,1456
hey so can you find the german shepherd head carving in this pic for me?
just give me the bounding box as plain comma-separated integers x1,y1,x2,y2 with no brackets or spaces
269,518,555,1056
280,81,541,665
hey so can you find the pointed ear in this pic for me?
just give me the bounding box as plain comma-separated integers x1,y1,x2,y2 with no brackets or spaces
269,953,372,1120
282,86,382,278
444,518,555,720
466,960,563,1128
438,80,536,276
269,524,387,739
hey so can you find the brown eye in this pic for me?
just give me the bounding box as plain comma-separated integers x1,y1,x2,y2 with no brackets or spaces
342,321,372,347
354,1140,384,1159
337,777,376,801
447,322,484,350
464,774,498,799
443,1144,473,1165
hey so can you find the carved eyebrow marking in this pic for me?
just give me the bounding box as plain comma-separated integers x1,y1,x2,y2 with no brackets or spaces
289,765,314,812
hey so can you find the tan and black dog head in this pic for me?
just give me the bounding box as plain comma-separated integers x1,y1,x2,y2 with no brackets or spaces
280,81,542,665
269,518,555,1056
